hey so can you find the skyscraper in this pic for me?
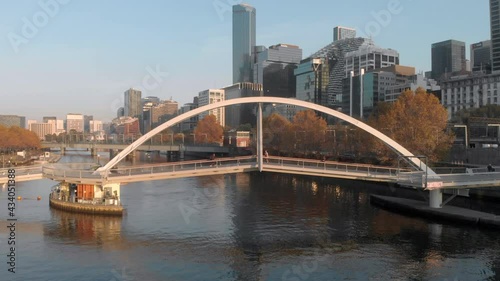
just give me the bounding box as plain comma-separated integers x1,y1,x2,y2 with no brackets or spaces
233,4,256,83
253,43,302,98
431,39,466,80
470,40,492,72
124,88,142,118
333,26,356,42
490,0,500,72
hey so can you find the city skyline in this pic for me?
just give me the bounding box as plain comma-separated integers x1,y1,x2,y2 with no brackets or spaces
0,0,491,121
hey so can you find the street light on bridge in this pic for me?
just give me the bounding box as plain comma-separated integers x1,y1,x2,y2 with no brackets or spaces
454,125,468,148
487,124,500,145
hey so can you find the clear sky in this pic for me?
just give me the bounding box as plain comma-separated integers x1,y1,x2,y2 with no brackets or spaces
0,0,491,122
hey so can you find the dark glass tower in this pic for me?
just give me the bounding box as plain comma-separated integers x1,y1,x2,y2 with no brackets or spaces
491,0,500,72
233,4,256,83
431,39,466,80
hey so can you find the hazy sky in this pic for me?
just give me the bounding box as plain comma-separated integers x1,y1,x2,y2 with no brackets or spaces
0,0,491,122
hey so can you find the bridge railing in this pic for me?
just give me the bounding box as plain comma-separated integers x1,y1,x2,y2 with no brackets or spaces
106,156,257,178
437,172,500,187
0,166,43,177
266,156,401,177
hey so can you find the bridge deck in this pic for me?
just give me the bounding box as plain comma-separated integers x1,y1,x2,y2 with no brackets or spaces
3,157,500,190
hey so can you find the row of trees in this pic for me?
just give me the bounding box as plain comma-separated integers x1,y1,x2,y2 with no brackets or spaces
0,125,41,151
160,88,455,164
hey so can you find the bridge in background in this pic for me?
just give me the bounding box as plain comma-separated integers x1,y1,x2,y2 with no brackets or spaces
41,142,230,156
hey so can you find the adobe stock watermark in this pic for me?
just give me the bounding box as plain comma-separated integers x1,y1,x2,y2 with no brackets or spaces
213,0,242,21
109,64,169,115
7,0,71,54
357,0,410,39
109,266,133,281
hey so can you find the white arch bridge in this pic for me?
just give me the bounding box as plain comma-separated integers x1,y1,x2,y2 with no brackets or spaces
33,97,500,208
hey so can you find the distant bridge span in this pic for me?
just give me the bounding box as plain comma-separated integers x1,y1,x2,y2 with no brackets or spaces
95,97,443,207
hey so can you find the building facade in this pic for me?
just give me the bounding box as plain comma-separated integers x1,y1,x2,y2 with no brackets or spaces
333,26,356,42
491,0,500,72
253,43,302,98
66,114,84,132
471,40,492,73
441,72,500,119
342,65,440,118
0,115,25,128
223,82,263,128
431,39,467,80
198,89,225,127
344,44,400,77
233,3,256,83
295,38,378,107
30,123,54,140
178,102,199,132
124,88,142,117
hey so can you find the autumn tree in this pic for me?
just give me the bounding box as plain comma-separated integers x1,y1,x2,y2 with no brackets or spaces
368,88,454,163
0,125,40,151
288,110,327,153
263,113,291,152
194,115,223,144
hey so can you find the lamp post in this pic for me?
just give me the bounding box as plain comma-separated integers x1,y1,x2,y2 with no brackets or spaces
487,124,500,144
454,125,468,148
97,154,100,166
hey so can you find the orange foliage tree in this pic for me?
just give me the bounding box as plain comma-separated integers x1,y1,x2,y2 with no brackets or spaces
194,115,223,144
367,88,454,163
287,110,327,153
263,113,291,152
0,125,41,151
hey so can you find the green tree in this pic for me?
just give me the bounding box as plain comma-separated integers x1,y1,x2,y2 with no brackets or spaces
368,88,454,163
194,115,223,144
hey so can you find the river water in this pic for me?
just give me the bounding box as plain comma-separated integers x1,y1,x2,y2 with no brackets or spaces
1,151,500,281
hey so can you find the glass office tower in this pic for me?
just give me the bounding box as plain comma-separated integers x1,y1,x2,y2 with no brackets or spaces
233,4,256,83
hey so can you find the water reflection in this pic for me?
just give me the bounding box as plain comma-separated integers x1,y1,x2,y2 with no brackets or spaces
44,208,122,248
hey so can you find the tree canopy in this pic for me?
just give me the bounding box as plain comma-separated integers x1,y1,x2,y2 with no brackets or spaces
194,115,223,144
367,88,454,163
0,125,41,151
452,104,500,124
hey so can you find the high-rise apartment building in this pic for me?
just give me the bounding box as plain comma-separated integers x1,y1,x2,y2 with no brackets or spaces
198,89,225,127
233,4,256,83
471,40,492,72
333,26,356,42
124,88,142,117
491,0,500,72
431,39,466,80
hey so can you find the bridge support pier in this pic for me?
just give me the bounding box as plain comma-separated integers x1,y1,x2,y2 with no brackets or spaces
61,147,66,156
257,103,263,172
90,148,97,157
429,189,443,208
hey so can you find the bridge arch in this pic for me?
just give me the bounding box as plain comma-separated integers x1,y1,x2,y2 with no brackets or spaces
97,97,437,178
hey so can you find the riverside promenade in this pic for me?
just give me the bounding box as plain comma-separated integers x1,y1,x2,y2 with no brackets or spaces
370,195,500,228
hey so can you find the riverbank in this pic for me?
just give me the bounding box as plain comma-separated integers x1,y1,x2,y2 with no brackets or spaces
370,195,500,229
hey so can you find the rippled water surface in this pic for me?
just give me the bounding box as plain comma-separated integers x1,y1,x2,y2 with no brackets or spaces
1,152,500,280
